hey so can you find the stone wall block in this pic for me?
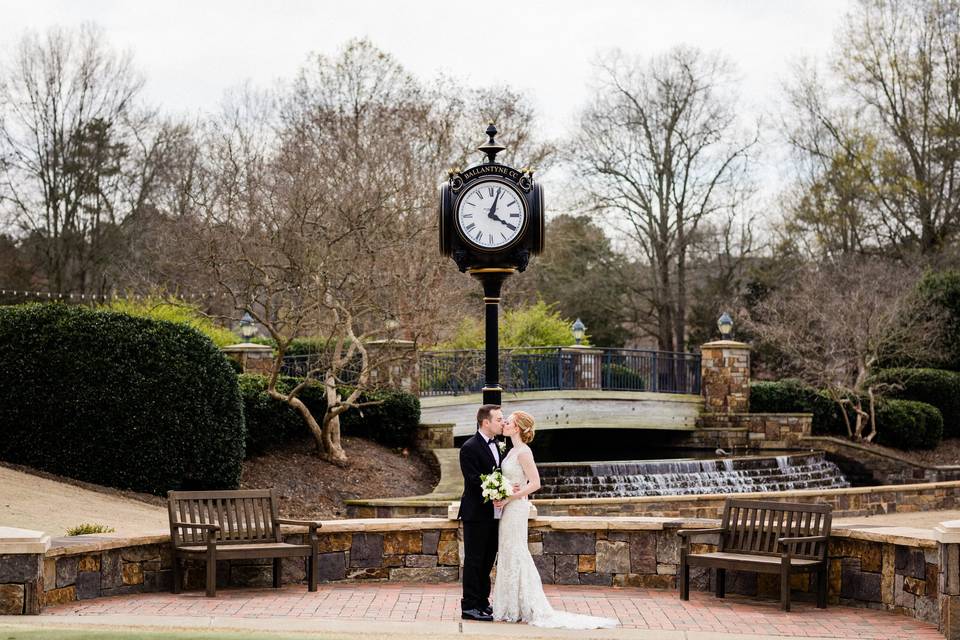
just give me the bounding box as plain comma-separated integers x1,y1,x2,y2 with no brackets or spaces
422,531,440,556
437,540,459,566
389,567,458,582
555,556,579,584
0,555,40,582
0,584,25,614
75,572,100,600
404,555,438,568
281,557,306,584
533,555,555,584
896,546,927,580
350,533,384,568
318,533,353,553
542,532,595,555
656,531,680,565
316,552,346,581
596,541,629,575
100,550,123,588
383,531,421,556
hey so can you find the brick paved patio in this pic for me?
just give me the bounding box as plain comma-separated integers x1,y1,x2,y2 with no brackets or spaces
42,583,944,639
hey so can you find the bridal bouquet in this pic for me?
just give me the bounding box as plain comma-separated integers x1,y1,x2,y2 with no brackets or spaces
480,470,513,519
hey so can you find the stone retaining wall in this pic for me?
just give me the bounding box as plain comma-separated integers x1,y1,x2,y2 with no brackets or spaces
13,516,960,637
807,436,960,485
690,412,812,449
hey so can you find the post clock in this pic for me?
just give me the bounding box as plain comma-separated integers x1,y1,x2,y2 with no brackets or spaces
439,124,545,404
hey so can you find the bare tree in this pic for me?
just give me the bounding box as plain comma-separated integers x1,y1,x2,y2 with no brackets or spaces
783,0,960,255
0,24,174,294
193,40,481,463
744,258,945,441
574,46,756,351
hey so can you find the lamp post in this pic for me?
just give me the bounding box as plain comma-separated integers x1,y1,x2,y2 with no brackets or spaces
572,318,586,346
239,312,257,340
717,312,734,340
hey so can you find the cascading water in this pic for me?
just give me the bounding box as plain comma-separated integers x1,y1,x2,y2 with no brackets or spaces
537,452,849,498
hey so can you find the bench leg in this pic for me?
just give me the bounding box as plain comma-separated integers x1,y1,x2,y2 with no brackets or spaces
679,556,689,600
206,548,217,597
171,555,181,594
781,569,791,612
273,558,282,589
817,567,828,609
309,548,318,592
715,568,725,599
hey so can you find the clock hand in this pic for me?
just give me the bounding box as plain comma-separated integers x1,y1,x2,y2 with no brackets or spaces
488,213,516,232
487,189,503,218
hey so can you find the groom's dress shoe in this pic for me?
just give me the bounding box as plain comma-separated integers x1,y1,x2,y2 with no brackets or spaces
462,608,493,622
483,605,493,615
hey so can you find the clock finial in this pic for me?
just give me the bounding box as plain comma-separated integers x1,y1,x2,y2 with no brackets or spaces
477,122,506,164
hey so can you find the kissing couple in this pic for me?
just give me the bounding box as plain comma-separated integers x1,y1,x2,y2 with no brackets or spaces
458,404,617,629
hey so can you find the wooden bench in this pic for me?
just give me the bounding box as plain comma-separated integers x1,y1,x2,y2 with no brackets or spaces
678,499,832,611
168,489,322,597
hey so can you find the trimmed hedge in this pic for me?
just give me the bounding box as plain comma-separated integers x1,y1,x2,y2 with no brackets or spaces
0,304,245,494
239,374,421,454
750,379,845,436
873,399,943,450
751,378,944,449
869,368,960,438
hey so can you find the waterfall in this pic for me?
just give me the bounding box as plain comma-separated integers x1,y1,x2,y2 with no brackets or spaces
537,452,849,499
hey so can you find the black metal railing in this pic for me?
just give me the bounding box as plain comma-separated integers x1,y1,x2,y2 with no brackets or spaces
419,347,701,397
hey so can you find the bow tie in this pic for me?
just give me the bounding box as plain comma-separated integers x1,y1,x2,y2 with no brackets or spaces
486,438,498,445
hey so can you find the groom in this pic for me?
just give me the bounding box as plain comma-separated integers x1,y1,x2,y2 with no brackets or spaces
459,404,504,622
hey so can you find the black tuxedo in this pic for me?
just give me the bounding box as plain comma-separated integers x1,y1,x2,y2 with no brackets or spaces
459,431,509,613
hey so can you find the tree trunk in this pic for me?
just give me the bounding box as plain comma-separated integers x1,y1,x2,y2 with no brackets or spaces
322,411,348,466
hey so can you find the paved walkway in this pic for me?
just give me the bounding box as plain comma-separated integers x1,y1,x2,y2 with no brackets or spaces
32,583,943,640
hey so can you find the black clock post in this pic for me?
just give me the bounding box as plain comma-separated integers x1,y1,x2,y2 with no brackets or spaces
439,124,545,405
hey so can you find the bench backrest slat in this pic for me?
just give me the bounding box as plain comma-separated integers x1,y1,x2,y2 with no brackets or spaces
719,499,831,560
168,489,280,547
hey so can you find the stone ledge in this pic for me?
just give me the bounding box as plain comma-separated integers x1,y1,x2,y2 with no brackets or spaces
833,526,939,548
0,527,50,554
806,435,960,473
528,479,960,506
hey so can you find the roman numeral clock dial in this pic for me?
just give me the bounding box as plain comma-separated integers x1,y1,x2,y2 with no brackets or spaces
455,180,526,250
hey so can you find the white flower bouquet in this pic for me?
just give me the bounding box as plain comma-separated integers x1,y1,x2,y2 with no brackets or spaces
480,470,513,519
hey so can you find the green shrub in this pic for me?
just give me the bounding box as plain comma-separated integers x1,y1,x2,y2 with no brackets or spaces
66,523,115,536
0,304,245,494
237,374,306,455
749,379,847,436
873,399,944,450
239,374,420,452
441,300,584,349
602,363,646,390
869,368,960,438
103,296,240,348
339,388,421,448
918,270,960,370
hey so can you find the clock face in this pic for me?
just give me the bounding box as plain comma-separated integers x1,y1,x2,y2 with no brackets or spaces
455,180,526,250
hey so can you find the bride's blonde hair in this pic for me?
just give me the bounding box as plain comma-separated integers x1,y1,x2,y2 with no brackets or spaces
512,410,536,444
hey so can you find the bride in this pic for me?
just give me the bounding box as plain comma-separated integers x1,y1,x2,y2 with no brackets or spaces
491,411,618,629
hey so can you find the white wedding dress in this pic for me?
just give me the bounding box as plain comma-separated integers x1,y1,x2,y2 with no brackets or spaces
491,444,618,629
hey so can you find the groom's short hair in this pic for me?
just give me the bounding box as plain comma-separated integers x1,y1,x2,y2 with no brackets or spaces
477,404,501,429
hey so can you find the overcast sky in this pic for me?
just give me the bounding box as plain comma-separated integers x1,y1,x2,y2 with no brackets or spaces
2,1,847,132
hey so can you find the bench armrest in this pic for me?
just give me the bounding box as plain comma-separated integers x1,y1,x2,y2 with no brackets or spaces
677,528,725,538
275,518,323,531
171,522,221,532
777,535,828,545
170,521,220,546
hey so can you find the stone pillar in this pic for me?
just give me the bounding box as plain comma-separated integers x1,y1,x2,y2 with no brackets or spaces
936,520,960,639
700,340,751,413
0,527,50,614
221,342,275,374
365,339,418,393
560,346,603,390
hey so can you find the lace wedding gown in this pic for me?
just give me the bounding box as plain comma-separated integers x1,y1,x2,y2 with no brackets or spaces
491,444,618,629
